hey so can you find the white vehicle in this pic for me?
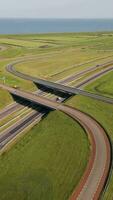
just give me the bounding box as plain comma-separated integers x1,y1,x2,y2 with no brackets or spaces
56,97,62,102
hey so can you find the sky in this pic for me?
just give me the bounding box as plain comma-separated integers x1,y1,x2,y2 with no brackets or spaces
0,0,113,19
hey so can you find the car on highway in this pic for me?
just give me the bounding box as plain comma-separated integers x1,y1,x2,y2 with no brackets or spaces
56,97,62,102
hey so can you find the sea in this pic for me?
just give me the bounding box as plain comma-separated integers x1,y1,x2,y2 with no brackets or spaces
0,18,113,34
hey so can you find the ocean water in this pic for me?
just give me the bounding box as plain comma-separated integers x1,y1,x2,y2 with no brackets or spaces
0,18,113,34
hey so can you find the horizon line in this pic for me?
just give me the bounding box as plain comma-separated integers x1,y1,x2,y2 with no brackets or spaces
0,17,113,20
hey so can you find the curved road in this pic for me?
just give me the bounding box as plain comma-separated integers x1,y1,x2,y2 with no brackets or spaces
1,60,113,123
60,105,110,200
0,83,111,200
6,63,113,104
1,59,113,121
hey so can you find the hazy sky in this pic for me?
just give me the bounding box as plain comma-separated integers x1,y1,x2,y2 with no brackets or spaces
0,0,113,18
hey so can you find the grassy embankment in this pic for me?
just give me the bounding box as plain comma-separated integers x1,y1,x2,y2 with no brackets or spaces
85,70,113,98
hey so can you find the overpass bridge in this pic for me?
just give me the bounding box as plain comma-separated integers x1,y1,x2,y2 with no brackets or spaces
7,64,78,95
0,84,59,110
7,64,113,104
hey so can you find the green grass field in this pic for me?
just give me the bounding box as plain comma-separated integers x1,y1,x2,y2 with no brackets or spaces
85,70,113,98
15,50,113,81
0,111,89,200
0,88,13,110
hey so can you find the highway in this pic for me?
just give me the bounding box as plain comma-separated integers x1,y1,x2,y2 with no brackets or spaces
2,59,113,122
59,60,113,85
0,103,24,120
6,63,113,104
0,83,111,200
0,110,44,149
0,59,112,199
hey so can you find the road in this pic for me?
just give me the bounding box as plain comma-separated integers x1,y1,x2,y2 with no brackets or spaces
2,59,113,122
0,59,112,199
0,110,44,149
0,60,111,144
60,105,110,200
6,59,113,86
0,83,111,200
6,63,113,104
1,59,113,138
0,103,24,120
59,60,113,85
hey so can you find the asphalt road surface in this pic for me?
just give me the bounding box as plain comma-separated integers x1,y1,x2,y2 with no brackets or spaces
0,103,24,120
6,63,113,104
0,110,44,149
